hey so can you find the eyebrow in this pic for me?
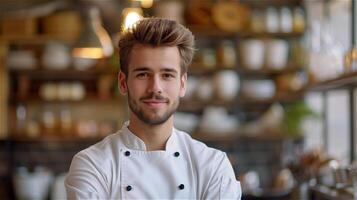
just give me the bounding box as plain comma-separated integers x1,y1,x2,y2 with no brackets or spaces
132,67,179,74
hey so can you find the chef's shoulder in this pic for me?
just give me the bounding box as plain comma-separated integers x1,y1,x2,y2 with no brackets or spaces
72,131,122,165
175,129,228,168
66,132,122,197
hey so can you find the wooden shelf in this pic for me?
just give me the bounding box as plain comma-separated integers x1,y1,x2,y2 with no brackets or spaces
188,26,304,38
188,26,239,38
178,91,304,112
238,91,305,105
179,99,234,112
237,65,304,76
239,31,304,38
240,0,302,7
9,68,116,80
10,95,123,104
307,71,357,91
0,34,76,45
189,63,303,76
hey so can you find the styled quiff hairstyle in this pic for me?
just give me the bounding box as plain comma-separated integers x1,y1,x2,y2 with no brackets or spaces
118,18,195,76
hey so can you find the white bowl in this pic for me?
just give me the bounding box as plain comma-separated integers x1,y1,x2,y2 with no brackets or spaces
241,80,276,99
174,113,198,133
196,78,214,101
199,107,239,134
13,167,53,200
214,70,240,101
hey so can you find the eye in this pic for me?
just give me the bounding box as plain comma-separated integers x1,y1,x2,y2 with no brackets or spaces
136,72,149,79
162,73,175,80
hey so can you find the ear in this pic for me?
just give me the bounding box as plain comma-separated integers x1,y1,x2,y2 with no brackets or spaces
118,71,128,95
179,73,187,98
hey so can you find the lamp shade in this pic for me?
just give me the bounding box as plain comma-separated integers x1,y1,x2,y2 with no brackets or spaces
72,7,113,59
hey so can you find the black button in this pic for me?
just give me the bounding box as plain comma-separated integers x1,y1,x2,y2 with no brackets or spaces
125,151,131,156
126,185,132,191
178,184,184,190
174,152,180,157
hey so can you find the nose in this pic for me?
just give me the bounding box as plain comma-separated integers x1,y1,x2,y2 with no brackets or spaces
147,75,163,94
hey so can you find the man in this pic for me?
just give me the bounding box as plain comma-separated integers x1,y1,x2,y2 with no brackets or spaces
66,18,241,199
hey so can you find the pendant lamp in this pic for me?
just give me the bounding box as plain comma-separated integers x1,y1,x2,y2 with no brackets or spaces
72,7,113,59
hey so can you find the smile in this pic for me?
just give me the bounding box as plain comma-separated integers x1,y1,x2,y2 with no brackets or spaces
142,100,168,108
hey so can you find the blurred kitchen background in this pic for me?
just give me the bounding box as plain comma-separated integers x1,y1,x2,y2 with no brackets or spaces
0,0,356,199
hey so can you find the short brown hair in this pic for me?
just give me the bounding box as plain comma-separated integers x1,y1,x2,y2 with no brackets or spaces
118,18,195,76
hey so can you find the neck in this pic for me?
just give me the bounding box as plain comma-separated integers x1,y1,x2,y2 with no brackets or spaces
128,113,174,151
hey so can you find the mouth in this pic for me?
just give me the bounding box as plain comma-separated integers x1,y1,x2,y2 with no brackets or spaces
142,99,168,108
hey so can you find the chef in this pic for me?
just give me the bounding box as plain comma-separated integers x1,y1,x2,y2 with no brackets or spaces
65,18,242,199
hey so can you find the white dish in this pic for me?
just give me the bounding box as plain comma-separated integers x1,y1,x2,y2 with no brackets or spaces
241,80,276,99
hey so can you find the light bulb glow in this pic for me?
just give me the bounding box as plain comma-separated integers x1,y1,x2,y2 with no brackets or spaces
72,48,104,59
123,8,143,30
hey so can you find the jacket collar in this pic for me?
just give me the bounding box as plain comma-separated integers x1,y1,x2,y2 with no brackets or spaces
120,121,178,153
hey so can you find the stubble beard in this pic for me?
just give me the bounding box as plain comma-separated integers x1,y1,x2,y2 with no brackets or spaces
127,91,179,125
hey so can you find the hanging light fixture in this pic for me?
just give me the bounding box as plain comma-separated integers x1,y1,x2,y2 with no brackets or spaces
72,7,113,59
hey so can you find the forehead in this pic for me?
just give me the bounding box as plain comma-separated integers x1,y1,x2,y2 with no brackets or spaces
128,44,181,72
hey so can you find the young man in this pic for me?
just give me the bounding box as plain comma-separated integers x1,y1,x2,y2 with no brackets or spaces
66,18,241,199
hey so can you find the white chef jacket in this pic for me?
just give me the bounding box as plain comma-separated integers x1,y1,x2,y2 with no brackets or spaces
66,121,242,199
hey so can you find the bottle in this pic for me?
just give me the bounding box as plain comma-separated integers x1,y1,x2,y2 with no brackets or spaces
265,7,279,33
216,40,236,68
16,104,27,133
293,7,305,33
280,7,293,33
250,9,265,33
59,106,72,134
42,106,57,136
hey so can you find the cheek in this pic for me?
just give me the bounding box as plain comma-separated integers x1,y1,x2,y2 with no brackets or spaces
167,82,182,97
128,81,146,97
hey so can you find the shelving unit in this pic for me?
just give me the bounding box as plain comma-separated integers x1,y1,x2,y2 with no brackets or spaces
0,28,125,200
181,1,307,197
184,0,307,130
